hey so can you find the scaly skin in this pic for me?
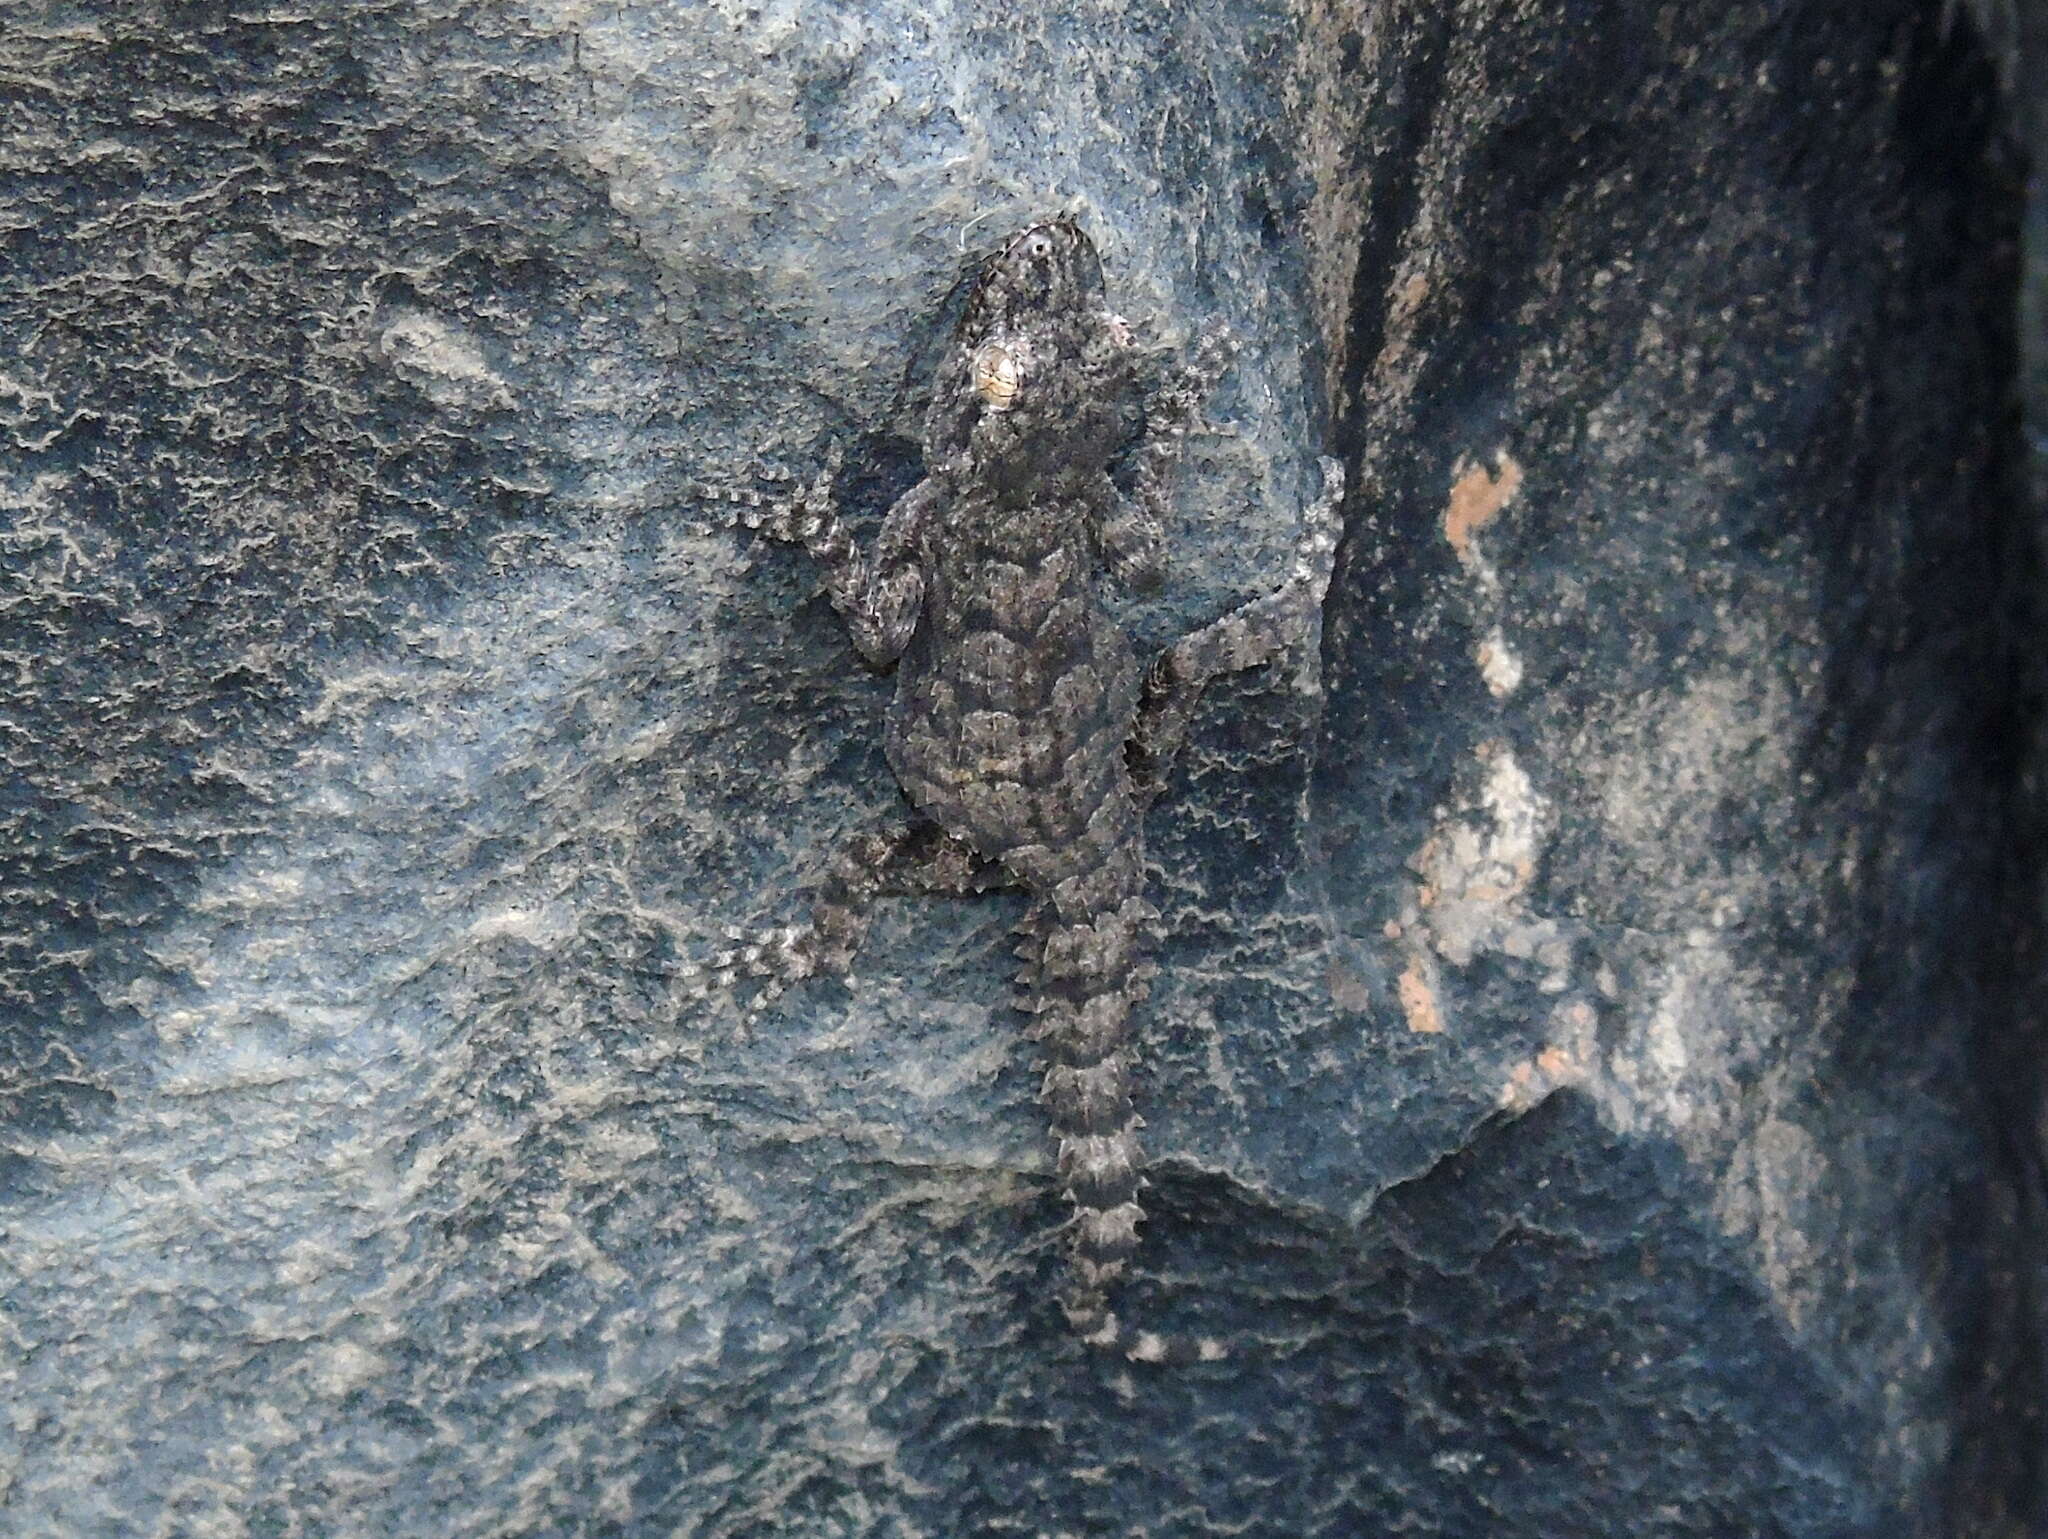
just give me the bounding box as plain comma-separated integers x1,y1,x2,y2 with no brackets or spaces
893,220,1164,1355
694,219,1343,1361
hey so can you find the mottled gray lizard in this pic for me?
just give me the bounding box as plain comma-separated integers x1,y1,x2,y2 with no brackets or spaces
692,217,1343,1361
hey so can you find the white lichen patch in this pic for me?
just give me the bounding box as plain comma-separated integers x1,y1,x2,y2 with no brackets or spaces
1408,741,1569,985
1476,627,1524,698
378,311,514,414
1593,660,1794,862
1601,931,1744,1138
1716,1105,1827,1330
1389,738,1574,1045
1497,650,1833,1332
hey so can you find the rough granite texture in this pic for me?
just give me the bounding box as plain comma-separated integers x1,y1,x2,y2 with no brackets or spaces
0,2,2033,1537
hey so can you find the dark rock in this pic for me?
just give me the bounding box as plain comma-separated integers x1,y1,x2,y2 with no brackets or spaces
0,2,2030,1535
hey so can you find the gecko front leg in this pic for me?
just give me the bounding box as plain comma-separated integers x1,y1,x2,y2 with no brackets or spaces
697,444,934,669
1127,456,1345,808
1132,320,1236,529
1085,322,1236,593
766,453,937,670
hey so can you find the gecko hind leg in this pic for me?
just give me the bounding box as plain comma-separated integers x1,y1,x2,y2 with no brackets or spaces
1126,456,1345,809
675,818,1005,1009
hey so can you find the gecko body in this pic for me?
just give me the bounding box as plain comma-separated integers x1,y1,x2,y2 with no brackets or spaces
698,218,1343,1361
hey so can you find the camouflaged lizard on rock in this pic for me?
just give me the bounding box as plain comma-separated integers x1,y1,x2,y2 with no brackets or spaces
692,217,1344,1363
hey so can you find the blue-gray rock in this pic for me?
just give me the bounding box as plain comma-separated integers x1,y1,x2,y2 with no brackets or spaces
0,3,2032,1536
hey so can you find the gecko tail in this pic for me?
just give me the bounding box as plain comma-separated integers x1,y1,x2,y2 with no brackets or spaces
1059,1229,1228,1365
1028,894,1222,1365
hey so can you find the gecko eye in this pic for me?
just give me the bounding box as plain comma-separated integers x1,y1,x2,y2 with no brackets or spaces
971,341,1022,410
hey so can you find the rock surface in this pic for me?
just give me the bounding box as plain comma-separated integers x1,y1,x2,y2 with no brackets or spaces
0,3,2031,1536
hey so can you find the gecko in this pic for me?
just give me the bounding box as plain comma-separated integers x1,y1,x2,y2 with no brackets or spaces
690,217,1344,1362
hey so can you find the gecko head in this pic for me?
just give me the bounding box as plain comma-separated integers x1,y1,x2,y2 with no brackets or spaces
959,218,1106,345
928,217,1137,497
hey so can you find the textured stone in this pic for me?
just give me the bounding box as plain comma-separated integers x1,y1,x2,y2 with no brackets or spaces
0,2,2031,1536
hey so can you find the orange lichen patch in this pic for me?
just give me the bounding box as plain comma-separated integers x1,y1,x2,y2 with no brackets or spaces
1373,269,1433,376
1396,957,1444,1035
1500,1049,1577,1112
1499,1011,1597,1111
1396,270,1430,317
1443,451,1524,559
1500,1058,1543,1109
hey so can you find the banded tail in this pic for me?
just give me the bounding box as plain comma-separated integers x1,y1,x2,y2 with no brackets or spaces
1017,899,1226,1364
